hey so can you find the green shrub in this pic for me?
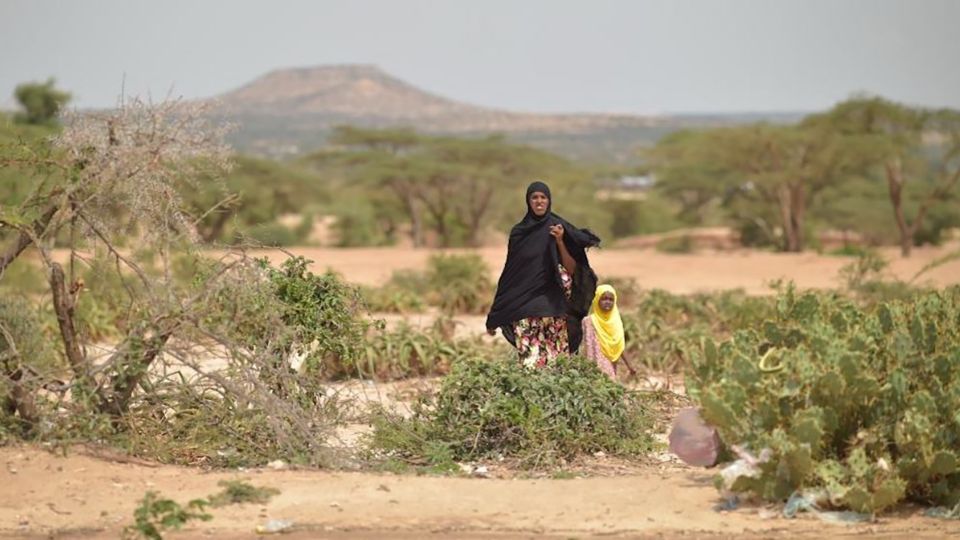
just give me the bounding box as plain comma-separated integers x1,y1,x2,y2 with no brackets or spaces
425,253,493,314
367,355,654,469
208,480,280,507
262,256,369,369
293,212,314,242
622,289,774,373
359,285,426,313
838,251,923,306
0,294,59,370
0,258,47,294
123,491,211,540
359,254,492,315
321,321,508,380
47,255,365,468
360,268,428,313
687,286,960,513
0,294,61,438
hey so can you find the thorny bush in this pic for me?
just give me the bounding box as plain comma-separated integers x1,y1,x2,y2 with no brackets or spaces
0,98,372,467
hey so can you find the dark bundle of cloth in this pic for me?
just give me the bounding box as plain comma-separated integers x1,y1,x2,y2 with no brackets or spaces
485,181,600,352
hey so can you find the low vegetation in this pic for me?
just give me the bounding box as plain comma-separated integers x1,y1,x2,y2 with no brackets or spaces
208,480,281,507
361,253,493,315
688,285,960,513
123,491,212,540
366,355,654,470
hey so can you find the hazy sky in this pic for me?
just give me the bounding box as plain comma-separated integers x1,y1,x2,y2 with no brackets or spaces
1,0,958,114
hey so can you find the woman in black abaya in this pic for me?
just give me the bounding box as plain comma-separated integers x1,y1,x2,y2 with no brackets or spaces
485,181,600,368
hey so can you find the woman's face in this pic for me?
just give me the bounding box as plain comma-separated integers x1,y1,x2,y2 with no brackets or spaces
598,291,616,311
529,191,549,217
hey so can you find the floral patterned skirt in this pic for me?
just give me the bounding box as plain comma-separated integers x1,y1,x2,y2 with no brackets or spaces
514,316,569,368
513,265,572,369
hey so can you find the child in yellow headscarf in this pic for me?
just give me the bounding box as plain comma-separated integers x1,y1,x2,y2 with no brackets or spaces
581,284,631,380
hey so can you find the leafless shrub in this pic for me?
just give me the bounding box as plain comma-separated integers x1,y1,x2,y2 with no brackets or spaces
0,98,360,467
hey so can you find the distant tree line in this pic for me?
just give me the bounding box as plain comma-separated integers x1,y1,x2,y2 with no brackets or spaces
4,81,957,256
648,96,960,256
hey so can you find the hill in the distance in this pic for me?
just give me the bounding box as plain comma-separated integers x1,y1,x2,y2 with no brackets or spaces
205,64,802,162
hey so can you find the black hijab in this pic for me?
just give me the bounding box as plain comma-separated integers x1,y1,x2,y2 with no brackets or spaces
486,181,600,350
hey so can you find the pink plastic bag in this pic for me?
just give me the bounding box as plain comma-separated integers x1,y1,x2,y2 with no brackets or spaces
669,407,721,467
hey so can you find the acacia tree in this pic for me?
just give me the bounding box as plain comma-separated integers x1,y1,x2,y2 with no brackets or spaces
649,123,856,252
317,128,575,247
822,97,960,257
186,155,329,244
325,126,428,246
13,78,71,125
647,130,736,225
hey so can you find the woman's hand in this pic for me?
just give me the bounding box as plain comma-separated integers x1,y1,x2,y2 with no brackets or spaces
549,224,565,242
552,223,576,274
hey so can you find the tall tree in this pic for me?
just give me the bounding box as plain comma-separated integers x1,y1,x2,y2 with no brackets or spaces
326,126,428,247
650,123,856,252
311,128,581,248
821,97,960,257
13,78,71,125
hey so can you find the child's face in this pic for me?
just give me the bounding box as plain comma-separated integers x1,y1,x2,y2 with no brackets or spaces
598,291,616,311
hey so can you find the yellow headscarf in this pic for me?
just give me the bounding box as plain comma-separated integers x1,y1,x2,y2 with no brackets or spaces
590,284,624,361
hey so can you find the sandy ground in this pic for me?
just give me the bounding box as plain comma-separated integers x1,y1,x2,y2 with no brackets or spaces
4,445,960,539
44,242,960,293
237,244,960,293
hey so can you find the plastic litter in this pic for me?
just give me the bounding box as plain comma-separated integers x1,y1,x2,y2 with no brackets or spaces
255,519,295,534
925,503,960,520
718,445,770,491
713,494,739,512
782,491,820,518
668,407,721,467
266,459,287,470
783,491,872,524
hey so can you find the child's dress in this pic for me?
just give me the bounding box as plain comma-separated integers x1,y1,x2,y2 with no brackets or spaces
582,284,624,381
582,317,617,380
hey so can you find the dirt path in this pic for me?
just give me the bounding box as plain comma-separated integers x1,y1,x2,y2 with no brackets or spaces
3,446,958,539
236,244,960,293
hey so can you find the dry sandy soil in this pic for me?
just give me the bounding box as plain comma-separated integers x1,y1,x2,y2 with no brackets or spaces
3,441,959,539
241,244,960,293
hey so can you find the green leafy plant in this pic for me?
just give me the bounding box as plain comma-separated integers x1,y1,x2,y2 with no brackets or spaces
327,322,508,380
367,355,653,469
360,254,492,315
261,256,369,370
838,250,920,306
687,285,960,513
123,491,212,540
621,289,774,374
208,480,280,507
424,253,493,314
